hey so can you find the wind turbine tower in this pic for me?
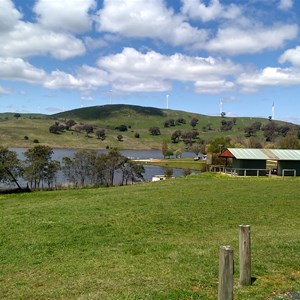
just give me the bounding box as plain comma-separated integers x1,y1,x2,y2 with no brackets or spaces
272,102,275,120
166,94,169,109
220,99,223,115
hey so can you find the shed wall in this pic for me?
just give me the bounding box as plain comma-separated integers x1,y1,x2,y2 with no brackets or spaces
232,159,266,176
278,161,300,176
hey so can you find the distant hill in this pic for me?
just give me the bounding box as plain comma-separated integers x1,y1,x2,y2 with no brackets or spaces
53,104,166,120
0,104,298,150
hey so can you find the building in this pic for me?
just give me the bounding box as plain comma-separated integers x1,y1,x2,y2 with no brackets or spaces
219,148,300,176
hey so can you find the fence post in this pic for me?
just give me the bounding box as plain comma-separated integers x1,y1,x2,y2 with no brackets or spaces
218,246,234,300
239,225,251,286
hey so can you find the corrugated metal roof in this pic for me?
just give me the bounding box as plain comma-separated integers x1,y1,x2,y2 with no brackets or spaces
226,148,300,160
270,149,300,160
227,148,269,160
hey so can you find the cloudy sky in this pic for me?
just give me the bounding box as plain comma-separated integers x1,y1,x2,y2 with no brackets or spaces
1,0,300,124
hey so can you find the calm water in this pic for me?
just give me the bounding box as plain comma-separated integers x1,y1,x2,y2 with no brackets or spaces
6,148,196,187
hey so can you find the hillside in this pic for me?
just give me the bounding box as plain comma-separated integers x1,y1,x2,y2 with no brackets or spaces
0,104,297,150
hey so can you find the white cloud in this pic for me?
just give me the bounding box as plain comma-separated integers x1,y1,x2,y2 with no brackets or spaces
279,46,300,67
0,22,86,59
95,0,207,47
205,24,298,55
237,67,300,92
33,0,96,33
0,57,46,83
195,80,235,94
0,57,108,93
278,0,293,11
0,0,22,32
97,47,240,93
44,66,108,92
181,0,242,22
0,1,86,59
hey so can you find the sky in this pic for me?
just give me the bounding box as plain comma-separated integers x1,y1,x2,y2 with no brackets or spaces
1,0,300,124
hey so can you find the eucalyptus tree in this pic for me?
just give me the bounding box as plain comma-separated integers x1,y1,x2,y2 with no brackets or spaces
0,147,22,188
23,145,59,189
62,149,97,186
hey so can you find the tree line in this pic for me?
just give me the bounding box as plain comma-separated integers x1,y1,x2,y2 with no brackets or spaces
0,146,144,190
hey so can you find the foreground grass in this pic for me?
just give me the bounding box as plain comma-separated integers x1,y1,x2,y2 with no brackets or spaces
0,174,299,299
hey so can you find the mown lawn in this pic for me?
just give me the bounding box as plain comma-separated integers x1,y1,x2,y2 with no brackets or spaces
0,174,299,299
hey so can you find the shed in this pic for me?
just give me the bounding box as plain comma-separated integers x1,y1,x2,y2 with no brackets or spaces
219,148,300,176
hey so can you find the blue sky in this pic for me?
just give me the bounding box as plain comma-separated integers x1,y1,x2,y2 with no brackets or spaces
1,0,300,124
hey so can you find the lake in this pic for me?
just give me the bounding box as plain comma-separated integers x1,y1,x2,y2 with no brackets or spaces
7,148,196,187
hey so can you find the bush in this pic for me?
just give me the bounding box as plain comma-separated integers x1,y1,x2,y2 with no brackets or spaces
33,139,39,143
24,136,29,140
164,167,173,178
116,125,128,132
134,132,140,138
183,168,192,176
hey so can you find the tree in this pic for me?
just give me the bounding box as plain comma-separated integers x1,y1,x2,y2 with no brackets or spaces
65,119,76,130
0,147,22,188
120,161,145,185
162,140,169,158
164,167,173,178
96,129,106,140
83,124,93,137
244,126,256,137
149,127,161,135
206,137,232,153
171,130,181,143
164,119,175,127
279,130,300,149
175,118,186,125
220,120,233,131
105,149,126,186
190,118,198,129
62,149,97,186
43,160,60,188
221,112,226,118
23,145,56,189
14,113,21,119
116,125,128,132
262,121,278,142
192,141,205,157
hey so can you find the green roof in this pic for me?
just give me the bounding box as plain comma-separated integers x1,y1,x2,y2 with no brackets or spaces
226,148,300,161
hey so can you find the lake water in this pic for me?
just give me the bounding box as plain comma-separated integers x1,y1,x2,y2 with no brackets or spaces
7,148,196,188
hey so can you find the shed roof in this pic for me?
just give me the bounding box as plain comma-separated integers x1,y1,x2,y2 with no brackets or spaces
220,148,300,161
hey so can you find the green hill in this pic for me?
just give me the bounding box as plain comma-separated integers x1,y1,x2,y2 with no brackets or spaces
0,104,297,150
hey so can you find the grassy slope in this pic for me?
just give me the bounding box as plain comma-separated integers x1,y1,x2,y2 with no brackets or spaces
0,174,299,299
0,105,280,150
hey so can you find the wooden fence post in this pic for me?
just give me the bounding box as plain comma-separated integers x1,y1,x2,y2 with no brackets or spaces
218,246,234,300
239,225,251,286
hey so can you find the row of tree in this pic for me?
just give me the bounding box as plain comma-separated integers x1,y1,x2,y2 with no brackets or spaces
0,146,145,190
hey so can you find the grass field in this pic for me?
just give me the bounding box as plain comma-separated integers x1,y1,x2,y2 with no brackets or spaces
1,174,299,299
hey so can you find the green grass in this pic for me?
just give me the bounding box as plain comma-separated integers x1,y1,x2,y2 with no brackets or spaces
145,158,206,171
1,174,299,299
0,104,286,150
